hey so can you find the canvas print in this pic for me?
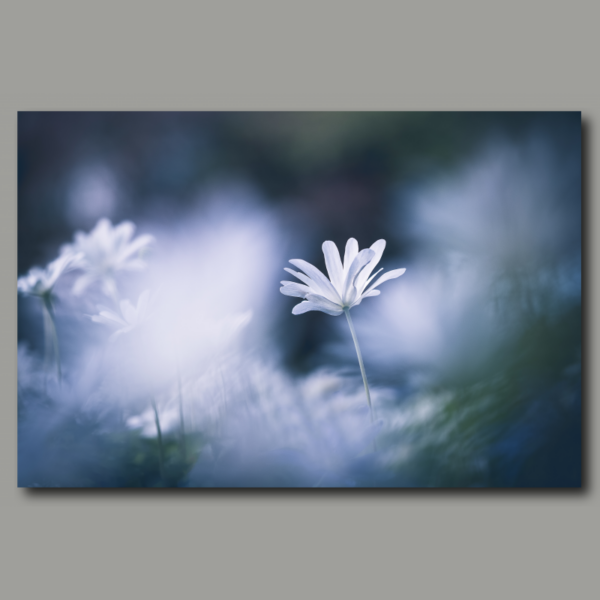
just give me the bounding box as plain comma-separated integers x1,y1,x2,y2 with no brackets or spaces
17,112,582,488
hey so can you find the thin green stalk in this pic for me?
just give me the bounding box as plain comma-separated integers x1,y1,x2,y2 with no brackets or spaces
42,295,61,385
151,400,165,481
344,308,374,424
175,359,187,463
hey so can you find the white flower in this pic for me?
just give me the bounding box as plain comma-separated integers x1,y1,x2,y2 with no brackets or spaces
17,252,80,297
62,218,154,298
91,290,152,341
281,238,406,315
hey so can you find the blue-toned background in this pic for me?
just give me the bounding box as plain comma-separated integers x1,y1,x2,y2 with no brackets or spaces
18,112,582,487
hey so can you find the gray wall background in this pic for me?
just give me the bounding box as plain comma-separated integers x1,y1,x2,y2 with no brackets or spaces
1,1,596,598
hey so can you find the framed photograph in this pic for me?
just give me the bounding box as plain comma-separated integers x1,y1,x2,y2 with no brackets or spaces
17,112,582,488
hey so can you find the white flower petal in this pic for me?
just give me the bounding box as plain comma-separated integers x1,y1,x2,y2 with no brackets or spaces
118,233,155,262
355,239,386,293
114,221,136,246
365,268,406,293
45,254,71,288
343,238,359,273
92,311,126,327
342,249,375,304
292,301,317,315
345,285,358,307
363,267,383,290
67,219,153,300
91,315,112,326
17,277,29,293
90,219,110,239
289,259,342,304
72,273,96,296
102,278,119,300
350,289,380,307
283,268,318,290
119,258,147,271
362,289,381,298
280,282,312,298
292,300,343,316
305,293,345,314
322,241,344,293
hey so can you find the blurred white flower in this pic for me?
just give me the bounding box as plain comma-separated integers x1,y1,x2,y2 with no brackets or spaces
281,238,405,315
18,252,80,297
18,252,82,384
91,290,152,341
62,218,154,299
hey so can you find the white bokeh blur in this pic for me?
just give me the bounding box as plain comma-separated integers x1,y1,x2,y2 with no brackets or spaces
349,139,581,376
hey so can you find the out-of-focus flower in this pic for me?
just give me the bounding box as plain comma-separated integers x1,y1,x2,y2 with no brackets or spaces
91,290,152,341
281,238,405,315
18,252,80,298
18,252,81,384
62,218,154,299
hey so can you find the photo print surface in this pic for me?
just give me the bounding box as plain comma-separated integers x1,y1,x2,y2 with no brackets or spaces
17,112,582,487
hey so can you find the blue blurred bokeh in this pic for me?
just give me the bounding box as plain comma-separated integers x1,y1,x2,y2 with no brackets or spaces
18,112,581,487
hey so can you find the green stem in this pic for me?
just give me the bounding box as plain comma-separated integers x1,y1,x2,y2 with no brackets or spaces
344,308,374,424
151,400,165,481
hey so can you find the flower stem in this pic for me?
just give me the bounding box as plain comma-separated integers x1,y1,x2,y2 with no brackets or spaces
344,308,374,424
42,295,61,385
175,359,188,464
151,400,165,482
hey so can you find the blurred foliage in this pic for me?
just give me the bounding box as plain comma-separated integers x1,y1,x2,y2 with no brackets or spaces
383,299,581,487
19,112,577,269
20,404,206,488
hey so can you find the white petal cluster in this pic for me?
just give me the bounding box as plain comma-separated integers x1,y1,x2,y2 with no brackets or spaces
90,290,152,341
281,238,406,316
17,252,80,297
62,218,154,297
